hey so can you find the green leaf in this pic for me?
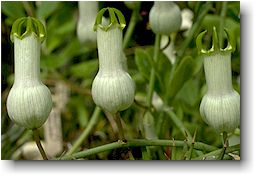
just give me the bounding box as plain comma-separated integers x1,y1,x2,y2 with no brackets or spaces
77,105,89,128
176,78,201,107
41,54,64,69
45,4,76,52
1,2,26,21
168,56,195,99
201,14,240,35
146,47,172,92
60,39,86,58
70,60,99,79
135,48,151,80
36,2,60,20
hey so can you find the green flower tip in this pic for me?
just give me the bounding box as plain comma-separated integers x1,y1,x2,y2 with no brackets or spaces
10,17,46,43
196,26,236,55
93,7,126,32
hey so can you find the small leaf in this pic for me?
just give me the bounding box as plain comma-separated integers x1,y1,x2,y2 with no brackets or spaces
77,105,89,128
168,56,195,99
135,48,151,80
36,2,60,20
176,78,200,107
70,60,99,79
146,47,172,95
1,2,26,21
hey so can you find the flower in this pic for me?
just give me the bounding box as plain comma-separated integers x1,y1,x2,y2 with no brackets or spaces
7,17,52,129
91,8,135,114
196,27,240,133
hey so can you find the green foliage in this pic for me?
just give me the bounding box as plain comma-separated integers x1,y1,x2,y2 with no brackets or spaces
1,1,240,160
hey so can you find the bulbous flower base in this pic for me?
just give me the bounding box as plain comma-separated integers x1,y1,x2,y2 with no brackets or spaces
92,71,135,114
7,84,53,129
200,90,240,133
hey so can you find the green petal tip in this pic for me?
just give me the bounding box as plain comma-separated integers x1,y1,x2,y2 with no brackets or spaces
196,26,236,55
10,17,46,43
93,7,126,32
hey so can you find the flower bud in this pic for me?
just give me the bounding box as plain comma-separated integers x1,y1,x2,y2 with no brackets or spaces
197,27,240,133
7,17,52,129
149,2,182,35
77,1,98,46
92,8,135,114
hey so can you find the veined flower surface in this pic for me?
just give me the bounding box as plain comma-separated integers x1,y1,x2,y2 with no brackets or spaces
92,10,135,114
7,34,52,129
197,28,240,133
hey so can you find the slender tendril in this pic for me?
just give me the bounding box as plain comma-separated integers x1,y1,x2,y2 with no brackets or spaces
33,129,48,160
115,113,126,140
219,1,228,48
177,2,212,58
59,139,218,160
146,34,161,109
123,9,141,49
66,106,101,155
218,131,229,160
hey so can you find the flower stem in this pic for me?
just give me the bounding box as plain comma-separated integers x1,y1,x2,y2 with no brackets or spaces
123,10,140,49
33,129,48,160
218,131,229,160
165,108,192,140
59,139,218,160
193,144,239,160
66,106,101,155
219,1,228,48
146,34,161,109
177,2,212,58
114,112,125,141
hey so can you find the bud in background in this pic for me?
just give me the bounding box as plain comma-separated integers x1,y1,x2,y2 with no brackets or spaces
7,17,53,130
149,2,182,35
77,1,98,46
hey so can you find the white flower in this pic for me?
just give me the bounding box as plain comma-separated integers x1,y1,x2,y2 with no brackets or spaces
92,10,135,114
197,27,240,133
7,34,52,129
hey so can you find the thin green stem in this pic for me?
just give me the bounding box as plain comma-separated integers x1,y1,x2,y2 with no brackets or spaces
177,2,212,58
59,139,217,160
33,129,48,160
171,138,176,160
165,109,192,140
193,144,239,160
123,10,140,49
66,106,101,155
114,112,125,140
146,34,161,109
218,131,229,160
156,2,212,139
23,2,35,17
186,128,197,160
219,1,228,48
